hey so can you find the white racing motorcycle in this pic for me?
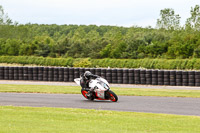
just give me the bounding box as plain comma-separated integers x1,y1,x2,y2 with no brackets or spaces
74,77,118,102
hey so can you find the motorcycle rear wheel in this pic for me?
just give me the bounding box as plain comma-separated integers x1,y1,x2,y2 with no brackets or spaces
108,90,118,102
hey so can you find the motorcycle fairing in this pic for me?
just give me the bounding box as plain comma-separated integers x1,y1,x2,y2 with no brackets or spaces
89,79,108,99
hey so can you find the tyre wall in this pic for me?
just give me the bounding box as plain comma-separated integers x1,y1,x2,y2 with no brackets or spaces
0,66,199,86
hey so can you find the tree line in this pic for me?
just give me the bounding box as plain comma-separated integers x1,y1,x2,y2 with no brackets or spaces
0,5,200,59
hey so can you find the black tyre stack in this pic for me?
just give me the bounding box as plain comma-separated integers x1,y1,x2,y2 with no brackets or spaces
195,71,200,86
23,67,28,80
32,67,38,81
123,69,129,84
140,70,146,85
152,70,158,85
18,67,23,80
38,67,43,81
90,68,96,75
53,67,58,81
95,68,101,77
28,67,33,80
74,68,80,79
85,68,90,72
128,69,134,84
14,67,19,80
188,71,195,86
164,71,170,85
0,66,4,80
134,69,140,84
182,71,188,86
117,69,123,84
48,67,54,81
64,68,69,82
111,69,117,83
43,67,48,81
2,66,200,87
106,69,112,83
158,70,164,85
69,68,74,82
176,71,182,86
146,70,152,85
8,67,14,80
58,68,64,81
169,71,176,86
101,69,106,79
79,68,85,77
4,67,9,80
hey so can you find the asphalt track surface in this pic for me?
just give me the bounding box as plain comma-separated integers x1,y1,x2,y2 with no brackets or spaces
0,80,200,116
0,93,200,116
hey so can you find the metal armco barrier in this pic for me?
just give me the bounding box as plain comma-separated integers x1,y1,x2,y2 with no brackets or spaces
0,66,200,86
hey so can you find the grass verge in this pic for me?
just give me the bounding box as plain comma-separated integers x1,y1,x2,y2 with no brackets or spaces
0,106,200,133
0,84,200,98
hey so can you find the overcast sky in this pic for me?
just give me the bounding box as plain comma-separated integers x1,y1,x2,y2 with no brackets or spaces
0,0,200,27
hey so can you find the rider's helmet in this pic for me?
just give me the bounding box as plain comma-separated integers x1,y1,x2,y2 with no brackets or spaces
84,71,92,80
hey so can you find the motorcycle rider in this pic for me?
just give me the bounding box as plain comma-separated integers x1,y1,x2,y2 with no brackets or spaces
80,71,99,98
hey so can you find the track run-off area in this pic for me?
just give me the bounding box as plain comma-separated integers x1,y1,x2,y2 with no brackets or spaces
0,80,200,116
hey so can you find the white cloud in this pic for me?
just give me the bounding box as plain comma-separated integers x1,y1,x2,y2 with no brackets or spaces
0,0,200,27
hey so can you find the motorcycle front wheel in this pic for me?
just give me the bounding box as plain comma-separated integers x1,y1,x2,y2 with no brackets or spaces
107,90,118,102
81,88,89,99
81,88,94,101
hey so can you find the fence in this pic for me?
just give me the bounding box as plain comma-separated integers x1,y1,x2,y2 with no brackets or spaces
0,66,200,86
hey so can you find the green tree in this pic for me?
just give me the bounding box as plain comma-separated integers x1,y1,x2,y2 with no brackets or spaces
19,43,37,56
186,5,200,31
0,38,6,55
145,42,168,58
0,5,12,25
54,36,70,57
100,44,112,58
156,8,181,30
66,27,86,57
33,36,54,57
1,39,21,55
84,30,102,58
124,27,147,58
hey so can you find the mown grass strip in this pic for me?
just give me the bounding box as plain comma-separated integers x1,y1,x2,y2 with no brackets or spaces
0,106,199,133
0,84,200,98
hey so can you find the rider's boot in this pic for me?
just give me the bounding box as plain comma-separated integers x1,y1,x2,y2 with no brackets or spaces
86,88,94,98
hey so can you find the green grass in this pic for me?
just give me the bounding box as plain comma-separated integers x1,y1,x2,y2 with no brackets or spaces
0,84,80,94
0,84,200,98
0,106,200,133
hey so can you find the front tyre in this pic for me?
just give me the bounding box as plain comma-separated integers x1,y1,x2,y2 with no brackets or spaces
81,88,94,101
81,88,89,99
108,90,118,102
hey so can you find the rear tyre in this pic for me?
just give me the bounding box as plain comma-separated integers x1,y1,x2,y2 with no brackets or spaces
108,90,118,102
